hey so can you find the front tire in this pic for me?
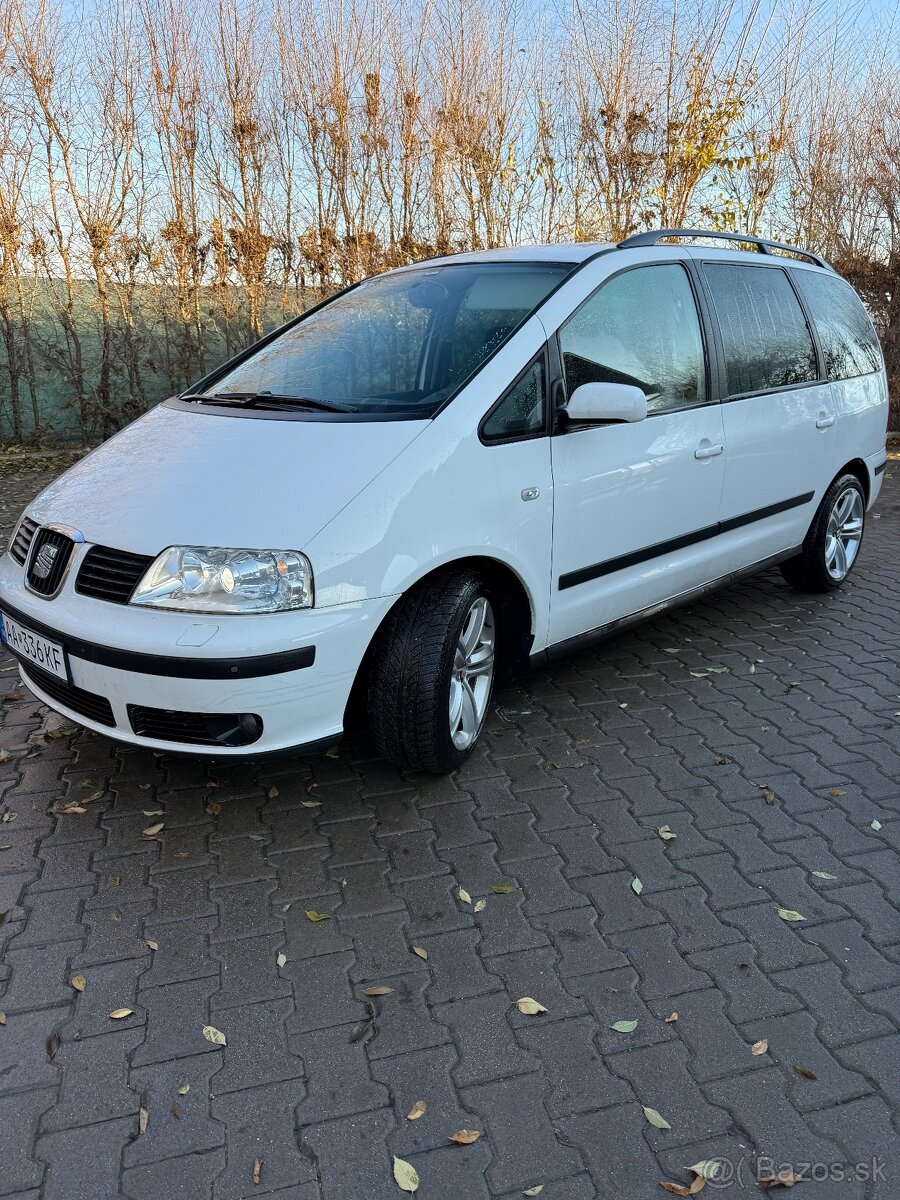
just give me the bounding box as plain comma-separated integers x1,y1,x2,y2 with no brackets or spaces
368,570,497,774
779,472,866,593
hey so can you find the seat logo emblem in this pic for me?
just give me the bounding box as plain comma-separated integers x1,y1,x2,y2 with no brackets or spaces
32,543,59,579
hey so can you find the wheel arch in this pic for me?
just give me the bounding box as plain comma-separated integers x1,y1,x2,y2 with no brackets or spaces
835,457,871,503
342,555,536,730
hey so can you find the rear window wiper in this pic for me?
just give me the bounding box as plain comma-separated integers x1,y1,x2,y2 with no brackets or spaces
179,390,357,413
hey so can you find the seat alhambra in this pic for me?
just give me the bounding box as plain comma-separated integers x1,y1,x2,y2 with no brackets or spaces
0,229,888,774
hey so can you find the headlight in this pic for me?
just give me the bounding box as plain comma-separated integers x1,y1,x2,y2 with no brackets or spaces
130,546,313,613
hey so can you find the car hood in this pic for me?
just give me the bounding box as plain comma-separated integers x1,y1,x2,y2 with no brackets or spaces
29,403,430,556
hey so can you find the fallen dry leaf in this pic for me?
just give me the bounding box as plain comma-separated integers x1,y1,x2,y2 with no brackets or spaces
777,908,806,922
202,1024,226,1045
108,875,120,886
252,1157,262,1185
70,974,86,992
657,825,677,841
142,809,164,816
686,1161,720,1181
812,871,836,880
363,985,394,996
142,822,164,838
0,749,10,763
392,1154,419,1193
631,877,643,895
448,1129,481,1144
109,1008,134,1020
407,1100,427,1120
871,819,882,831
793,1063,817,1080
0,1012,6,1025
60,804,86,815
751,1040,769,1055
523,1188,544,1197
146,939,159,951
610,1019,638,1033
762,789,776,805
458,887,472,905
178,1082,190,1095
660,1183,692,1196
759,1170,803,1190
516,997,548,1016
642,1106,671,1130
412,946,428,960
305,910,330,922
276,952,287,968
665,1012,679,1023
170,1103,182,1119
139,1106,148,1134
267,786,279,800
491,882,517,894
46,1032,59,1059
474,899,487,913
282,903,291,913
300,799,321,808
206,802,222,816
830,788,846,796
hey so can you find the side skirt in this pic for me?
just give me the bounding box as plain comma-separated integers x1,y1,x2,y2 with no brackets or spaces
530,547,800,667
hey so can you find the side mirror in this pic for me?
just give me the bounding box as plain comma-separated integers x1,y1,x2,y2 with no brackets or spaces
565,381,647,424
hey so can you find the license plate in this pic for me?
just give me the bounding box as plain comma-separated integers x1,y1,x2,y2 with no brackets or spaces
0,611,69,682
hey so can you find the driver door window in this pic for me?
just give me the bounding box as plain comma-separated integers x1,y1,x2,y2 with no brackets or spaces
559,264,706,412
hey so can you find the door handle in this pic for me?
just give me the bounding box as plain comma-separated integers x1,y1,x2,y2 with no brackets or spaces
816,413,835,429
694,443,724,460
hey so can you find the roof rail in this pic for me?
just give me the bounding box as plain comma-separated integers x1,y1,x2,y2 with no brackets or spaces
617,228,831,271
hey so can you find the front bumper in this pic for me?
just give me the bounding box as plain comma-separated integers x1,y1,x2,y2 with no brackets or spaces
0,552,396,756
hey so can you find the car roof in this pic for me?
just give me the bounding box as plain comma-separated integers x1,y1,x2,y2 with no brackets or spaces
395,243,615,269
391,239,831,275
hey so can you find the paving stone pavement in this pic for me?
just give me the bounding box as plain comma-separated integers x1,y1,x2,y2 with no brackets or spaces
1,454,899,1200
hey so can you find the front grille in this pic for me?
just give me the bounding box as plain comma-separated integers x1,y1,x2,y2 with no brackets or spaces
128,704,263,748
8,516,38,565
25,527,76,597
76,544,155,604
21,665,115,727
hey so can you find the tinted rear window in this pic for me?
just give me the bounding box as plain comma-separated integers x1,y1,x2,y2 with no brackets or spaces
791,270,882,381
704,264,817,396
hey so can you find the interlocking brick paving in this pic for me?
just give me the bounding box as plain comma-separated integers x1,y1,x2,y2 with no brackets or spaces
1,452,899,1199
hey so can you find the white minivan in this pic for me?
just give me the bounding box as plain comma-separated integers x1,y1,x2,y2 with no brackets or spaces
0,230,888,773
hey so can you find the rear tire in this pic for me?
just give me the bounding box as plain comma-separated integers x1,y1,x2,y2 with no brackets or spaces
368,570,497,774
779,473,866,593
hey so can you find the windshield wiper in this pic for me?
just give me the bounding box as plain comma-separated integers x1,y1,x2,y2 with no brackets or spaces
180,390,357,413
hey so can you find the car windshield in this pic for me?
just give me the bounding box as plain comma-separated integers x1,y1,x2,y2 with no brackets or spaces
199,262,570,417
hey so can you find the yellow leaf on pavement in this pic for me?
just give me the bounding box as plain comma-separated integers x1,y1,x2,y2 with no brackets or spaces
516,997,548,1016
392,1155,419,1192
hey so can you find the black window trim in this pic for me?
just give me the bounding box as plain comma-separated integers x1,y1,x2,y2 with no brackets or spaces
695,258,824,402
478,347,550,445
553,259,715,424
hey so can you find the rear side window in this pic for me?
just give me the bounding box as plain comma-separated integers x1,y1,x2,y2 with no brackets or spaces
791,271,882,381
704,264,817,397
